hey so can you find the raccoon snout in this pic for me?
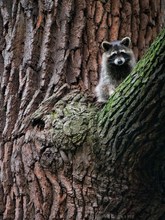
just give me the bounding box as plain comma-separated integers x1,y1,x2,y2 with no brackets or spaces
114,58,125,65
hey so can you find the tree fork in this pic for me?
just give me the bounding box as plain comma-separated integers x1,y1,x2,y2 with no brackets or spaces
29,28,165,219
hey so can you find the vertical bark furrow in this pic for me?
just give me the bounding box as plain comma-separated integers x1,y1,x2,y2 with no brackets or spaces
2,142,14,219
30,175,45,220
69,0,86,50
12,68,38,135
3,192,15,219
2,142,13,195
82,1,98,91
14,194,23,220
96,12,108,44
34,162,52,219
0,4,19,137
20,9,42,111
120,1,132,37
45,171,62,219
66,0,86,84
11,5,25,69
11,138,27,196
0,10,4,82
0,8,5,141
37,13,54,99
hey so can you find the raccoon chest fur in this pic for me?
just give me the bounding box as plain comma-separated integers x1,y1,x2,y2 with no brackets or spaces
107,64,132,86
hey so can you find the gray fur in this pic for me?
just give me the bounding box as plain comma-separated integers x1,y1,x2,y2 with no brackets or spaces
95,37,136,103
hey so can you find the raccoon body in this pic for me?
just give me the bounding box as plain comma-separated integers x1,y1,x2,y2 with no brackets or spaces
96,37,136,103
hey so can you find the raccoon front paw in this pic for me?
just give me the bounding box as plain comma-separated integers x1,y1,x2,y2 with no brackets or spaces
109,90,115,96
97,97,107,103
109,87,115,96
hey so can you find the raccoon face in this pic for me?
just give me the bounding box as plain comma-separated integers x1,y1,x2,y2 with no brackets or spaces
108,49,131,66
102,37,132,66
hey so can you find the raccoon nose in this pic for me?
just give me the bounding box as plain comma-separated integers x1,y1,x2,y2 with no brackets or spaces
114,57,125,65
117,59,124,65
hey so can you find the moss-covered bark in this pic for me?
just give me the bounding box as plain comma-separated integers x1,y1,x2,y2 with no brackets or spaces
95,28,165,219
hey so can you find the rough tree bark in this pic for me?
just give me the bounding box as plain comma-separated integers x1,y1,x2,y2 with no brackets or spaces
0,0,165,220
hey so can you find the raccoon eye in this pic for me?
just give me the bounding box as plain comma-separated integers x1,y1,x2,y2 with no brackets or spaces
121,52,130,60
109,54,117,59
120,52,126,56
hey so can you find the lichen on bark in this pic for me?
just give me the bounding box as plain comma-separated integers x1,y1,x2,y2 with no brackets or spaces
50,92,98,150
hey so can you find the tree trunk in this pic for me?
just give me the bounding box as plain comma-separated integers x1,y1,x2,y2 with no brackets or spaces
96,28,165,219
0,0,165,219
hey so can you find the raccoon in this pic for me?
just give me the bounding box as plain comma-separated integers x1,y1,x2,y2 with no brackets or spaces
95,37,136,103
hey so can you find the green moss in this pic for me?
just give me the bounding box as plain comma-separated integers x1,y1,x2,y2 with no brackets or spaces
46,93,98,150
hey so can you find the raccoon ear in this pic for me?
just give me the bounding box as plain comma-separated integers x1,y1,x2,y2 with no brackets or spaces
121,37,131,47
102,41,112,51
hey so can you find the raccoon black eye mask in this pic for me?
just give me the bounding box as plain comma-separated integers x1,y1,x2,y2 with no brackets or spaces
108,50,131,66
95,37,136,103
